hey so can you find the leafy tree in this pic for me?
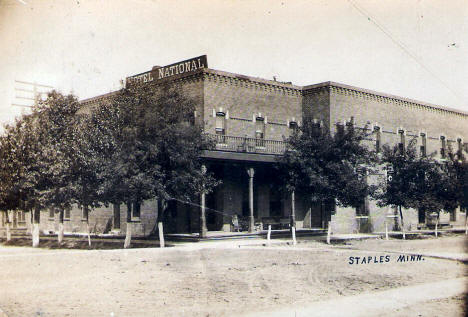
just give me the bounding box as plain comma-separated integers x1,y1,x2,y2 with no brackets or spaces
1,114,45,246
32,92,81,244
98,82,218,246
279,118,376,227
373,139,455,235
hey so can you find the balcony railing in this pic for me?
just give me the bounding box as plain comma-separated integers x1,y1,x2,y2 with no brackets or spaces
206,134,286,155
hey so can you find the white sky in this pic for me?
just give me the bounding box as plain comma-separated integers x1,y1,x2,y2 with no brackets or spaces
1,0,467,126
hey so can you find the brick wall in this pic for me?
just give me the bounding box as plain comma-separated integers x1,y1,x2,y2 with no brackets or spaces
203,70,302,140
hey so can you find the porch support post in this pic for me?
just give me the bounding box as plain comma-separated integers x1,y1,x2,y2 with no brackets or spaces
291,190,296,229
200,164,208,238
247,167,255,233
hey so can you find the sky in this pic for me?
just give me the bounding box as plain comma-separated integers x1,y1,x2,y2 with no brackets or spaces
0,0,467,127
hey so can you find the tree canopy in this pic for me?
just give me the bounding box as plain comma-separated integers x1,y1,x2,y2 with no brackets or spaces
279,118,376,209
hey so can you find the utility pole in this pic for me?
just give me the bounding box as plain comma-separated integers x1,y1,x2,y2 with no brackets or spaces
12,80,53,109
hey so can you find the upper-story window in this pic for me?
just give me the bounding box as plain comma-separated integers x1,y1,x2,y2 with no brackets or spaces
346,118,354,133
420,133,427,157
336,122,344,136
215,112,226,136
440,136,446,159
289,120,298,133
398,129,405,154
457,138,463,157
255,117,265,140
374,126,381,153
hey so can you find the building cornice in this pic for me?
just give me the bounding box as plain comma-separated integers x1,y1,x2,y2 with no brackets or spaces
79,66,467,120
303,81,468,118
203,68,302,96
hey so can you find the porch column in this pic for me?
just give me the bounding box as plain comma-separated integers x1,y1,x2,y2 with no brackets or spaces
247,167,255,232
200,164,208,238
291,191,296,228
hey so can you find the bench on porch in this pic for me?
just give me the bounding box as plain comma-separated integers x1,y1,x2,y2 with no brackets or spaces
261,217,290,230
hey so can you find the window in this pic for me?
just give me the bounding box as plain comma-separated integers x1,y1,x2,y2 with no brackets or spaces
113,204,120,229
255,117,265,146
420,133,427,157
346,117,355,134
18,211,26,223
49,209,55,219
132,202,141,220
457,138,463,157
215,112,225,136
398,129,405,154
356,198,369,216
289,121,298,133
336,122,344,136
374,126,381,153
312,120,322,136
440,136,446,159
81,207,88,221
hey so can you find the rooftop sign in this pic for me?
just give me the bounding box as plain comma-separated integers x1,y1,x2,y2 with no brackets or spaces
126,55,208,85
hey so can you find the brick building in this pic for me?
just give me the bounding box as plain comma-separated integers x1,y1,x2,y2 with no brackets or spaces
3,55,468,237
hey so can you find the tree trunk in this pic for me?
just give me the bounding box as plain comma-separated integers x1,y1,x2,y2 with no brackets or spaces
158,222,165,248
290,191,296,232
5,211,11,242
149,199,164,236
83,206,91,247
200,192,207,238
58,210,64,244
32,207,40,247
124,202,132,249
435,214,439,238
399,205,405,240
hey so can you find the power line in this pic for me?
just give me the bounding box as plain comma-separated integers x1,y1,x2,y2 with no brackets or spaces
347,0,465,106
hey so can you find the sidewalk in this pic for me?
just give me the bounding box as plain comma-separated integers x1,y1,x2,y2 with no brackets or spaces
242,277,467,317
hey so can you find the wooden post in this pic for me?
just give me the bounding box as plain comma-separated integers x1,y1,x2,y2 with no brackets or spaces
326,221,331,244
465,213,467,235
435,215,439,238
158,222,165,248
247,167,255,233
385,220,389,240
200,165,208,238
292,226,297,245
267,225,271,245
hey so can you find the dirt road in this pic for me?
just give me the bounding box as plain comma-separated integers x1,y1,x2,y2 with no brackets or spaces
0,235,466,316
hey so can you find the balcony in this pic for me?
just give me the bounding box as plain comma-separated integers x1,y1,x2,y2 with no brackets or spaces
205,134,286,155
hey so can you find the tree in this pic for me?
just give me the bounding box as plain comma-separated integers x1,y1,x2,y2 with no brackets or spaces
373,139,453,237
0,91,82,247
33,91,81,244
444,146,468,231
98,81,218,246
279,118,376,229
3,114,45,246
